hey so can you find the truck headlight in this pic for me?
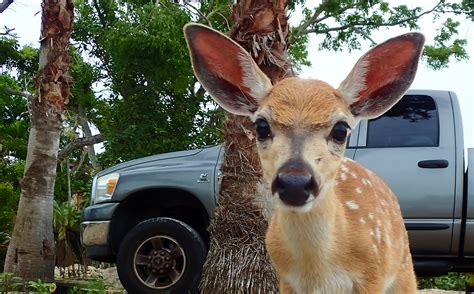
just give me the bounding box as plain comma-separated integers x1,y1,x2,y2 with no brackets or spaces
92,173,120,205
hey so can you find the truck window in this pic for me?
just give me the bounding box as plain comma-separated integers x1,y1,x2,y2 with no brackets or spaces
366,95,439,148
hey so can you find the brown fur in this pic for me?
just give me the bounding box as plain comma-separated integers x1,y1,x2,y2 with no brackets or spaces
262,78,347,130
266,159,417,293
257,79,417,293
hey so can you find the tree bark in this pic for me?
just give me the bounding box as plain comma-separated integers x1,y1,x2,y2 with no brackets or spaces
199,0,290,292
4,0,74,281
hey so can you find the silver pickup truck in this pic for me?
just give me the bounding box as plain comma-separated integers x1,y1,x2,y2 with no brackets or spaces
81,90,473,293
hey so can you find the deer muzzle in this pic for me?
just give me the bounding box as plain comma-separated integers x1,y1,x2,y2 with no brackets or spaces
272,160,319,206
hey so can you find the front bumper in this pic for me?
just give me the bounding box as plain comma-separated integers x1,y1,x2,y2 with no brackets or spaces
80,202,119,261
80,220,110,246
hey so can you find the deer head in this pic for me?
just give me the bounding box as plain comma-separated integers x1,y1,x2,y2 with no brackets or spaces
184,24,424,212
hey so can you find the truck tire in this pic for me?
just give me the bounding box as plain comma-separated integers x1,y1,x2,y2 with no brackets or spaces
117,217,206,293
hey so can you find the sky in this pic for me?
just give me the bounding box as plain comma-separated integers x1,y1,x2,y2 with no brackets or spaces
1,0,473,150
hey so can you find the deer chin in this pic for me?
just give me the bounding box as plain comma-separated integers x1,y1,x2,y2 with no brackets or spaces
275,195,315,213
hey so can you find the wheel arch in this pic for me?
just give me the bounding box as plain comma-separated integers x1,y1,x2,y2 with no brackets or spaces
109,188,210,253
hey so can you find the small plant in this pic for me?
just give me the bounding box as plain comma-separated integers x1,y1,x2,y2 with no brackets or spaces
418,272,467,291
0,272,25,292
0,273,58,293
28,279,57,293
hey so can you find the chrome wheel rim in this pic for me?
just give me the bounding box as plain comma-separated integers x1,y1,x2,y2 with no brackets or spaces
133,235,186,289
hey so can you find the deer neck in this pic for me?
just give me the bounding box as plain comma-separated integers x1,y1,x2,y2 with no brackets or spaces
276,184,346,262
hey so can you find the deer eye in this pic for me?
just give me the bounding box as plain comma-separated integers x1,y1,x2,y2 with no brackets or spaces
255,118,272,141
330,121,350,144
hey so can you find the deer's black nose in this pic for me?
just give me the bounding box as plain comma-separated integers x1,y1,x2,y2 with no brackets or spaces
272,160,318,206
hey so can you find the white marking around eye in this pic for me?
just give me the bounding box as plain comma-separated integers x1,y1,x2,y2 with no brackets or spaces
345,200,359,209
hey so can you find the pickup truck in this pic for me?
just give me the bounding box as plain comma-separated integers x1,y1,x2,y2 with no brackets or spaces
80,90,473,293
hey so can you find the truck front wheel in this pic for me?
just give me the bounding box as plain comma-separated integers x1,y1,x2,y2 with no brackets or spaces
117,217,206,293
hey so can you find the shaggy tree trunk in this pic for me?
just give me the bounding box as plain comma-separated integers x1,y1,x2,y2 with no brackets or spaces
3,0,73,280
199,0,290,292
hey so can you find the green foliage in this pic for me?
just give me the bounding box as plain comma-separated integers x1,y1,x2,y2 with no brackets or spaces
289,27,311,71
53,200,84,268
1,272,111,293
424,18,468,69
68,278,111,293
0,273,57,293
53,201,81,242
419,272,467,291
74,0,222,165
290,0,472,70
28,279,57,293
0,272,24,292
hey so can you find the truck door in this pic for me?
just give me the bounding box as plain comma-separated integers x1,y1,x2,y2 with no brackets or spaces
353,92,456,256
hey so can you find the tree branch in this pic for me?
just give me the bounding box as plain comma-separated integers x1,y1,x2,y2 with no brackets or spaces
0,0,13,13
58,133,105,162
291,0,329,43
4,88,34,100
0,26,15,36
78,104,101,170
301,2,442,36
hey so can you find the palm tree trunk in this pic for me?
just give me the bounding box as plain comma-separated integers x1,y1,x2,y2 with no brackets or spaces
3,0,73,280
199,0,290,292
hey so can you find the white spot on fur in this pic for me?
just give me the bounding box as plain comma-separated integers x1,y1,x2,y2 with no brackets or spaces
355,187,362,194
341,164,349,172
350,172,358,179
376,219,382,227
372,244,379,255
368,213,374,220
375,227,381,244
340,172,347,181
360,217,366,224
369,229,374,236
345,200,359,210
361,178,368,185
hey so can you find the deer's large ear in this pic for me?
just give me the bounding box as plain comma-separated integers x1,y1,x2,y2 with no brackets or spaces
338,33,425,119
184,23,272,117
